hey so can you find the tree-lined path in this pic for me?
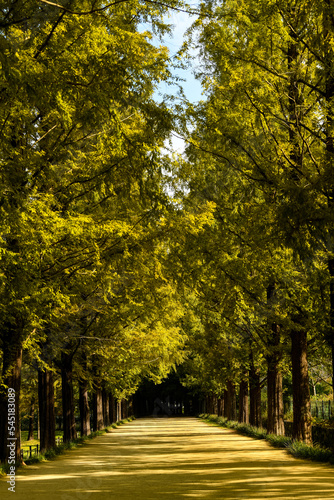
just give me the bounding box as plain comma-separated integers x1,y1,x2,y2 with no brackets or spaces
2,418,334,499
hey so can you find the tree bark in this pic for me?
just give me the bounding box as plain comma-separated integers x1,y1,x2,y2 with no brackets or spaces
206,394,214,414
267,356,284,435
329,259,334,399
266,285,284,435
323,1,334,400
102,388,110,427
38,368,56,452
0,327,22,464
249,363,262,427
109,394,116,423
93,387,104,431
117,400,122,421
79,378,91,436
128,396,133,417
61,351,77,442
224,381,236,420
238,379,249,423
123,400,129,419
291,330,312,443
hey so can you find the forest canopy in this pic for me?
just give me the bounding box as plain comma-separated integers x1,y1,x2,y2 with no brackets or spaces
0,0,334,464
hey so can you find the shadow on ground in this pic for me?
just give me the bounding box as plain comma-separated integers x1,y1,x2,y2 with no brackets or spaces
1,418,334,499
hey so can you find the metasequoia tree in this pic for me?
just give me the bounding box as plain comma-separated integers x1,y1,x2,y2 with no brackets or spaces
0,0,183,462
173,0,334,440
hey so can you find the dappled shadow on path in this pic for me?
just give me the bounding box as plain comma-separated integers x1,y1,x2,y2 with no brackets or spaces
1,418,334,499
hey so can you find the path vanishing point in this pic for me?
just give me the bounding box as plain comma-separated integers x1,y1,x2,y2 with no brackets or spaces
1,417,334,499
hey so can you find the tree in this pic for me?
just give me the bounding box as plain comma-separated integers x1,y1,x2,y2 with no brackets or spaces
171,1,330,440
0,0,182,462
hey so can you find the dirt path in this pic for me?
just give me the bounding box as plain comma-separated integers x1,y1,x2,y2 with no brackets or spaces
1,417,334,499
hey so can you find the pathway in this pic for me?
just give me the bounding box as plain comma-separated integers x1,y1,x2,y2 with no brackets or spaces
1,417,334,499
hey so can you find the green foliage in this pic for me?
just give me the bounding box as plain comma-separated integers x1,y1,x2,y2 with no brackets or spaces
168,0,334,413
2,0,334,462
266,434,293,449
0,0,196,417
0,1,204,465
287,442,334,464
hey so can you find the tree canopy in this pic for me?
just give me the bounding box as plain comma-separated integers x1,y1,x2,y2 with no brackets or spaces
1,0,334,464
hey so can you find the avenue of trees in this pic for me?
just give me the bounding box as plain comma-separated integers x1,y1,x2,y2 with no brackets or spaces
0,0,215,463
1,0,334,465
174,0,334,443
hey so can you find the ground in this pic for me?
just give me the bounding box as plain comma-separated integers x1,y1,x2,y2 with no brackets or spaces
1,417,334,499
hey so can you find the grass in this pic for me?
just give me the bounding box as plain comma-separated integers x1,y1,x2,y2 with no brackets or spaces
266,433,293,448
287,441,334,464
201,414,267,440
21,430,64,449
199,414,334,465
0,416,136,477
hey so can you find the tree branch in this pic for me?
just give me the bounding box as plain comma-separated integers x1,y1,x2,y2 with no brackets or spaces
34,10,66,59
38,0,203,16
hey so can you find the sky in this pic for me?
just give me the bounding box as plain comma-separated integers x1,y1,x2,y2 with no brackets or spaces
140,9,203,101
141,9,204,153
154,10,203,104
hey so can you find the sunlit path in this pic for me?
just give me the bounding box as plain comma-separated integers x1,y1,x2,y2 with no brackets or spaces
1,417,334,499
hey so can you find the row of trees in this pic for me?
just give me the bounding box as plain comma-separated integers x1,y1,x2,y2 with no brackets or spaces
0,0,216,464
171,0,334,444
2,0,334,465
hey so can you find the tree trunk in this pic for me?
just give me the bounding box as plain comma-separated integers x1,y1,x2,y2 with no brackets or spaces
123,400,129,419
266,284,284,435
223,390,228,418
205,395,209,414
61,351,77,442
213,395,218,415
79,378,91,436
102,388,110,427
27,396,35,441
38,369,56,452
224,381,236,420
38,407,40,440
93,387,104,431
238,379,249,423
328,259,334,400
249,364,262,427
207,395,214,414
267,356,284,435
218,398,224,417
323,1,334,400
109,394,116,423
291,330,312,443
117,400,122,421
0,328,22,464
128,397,133,417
